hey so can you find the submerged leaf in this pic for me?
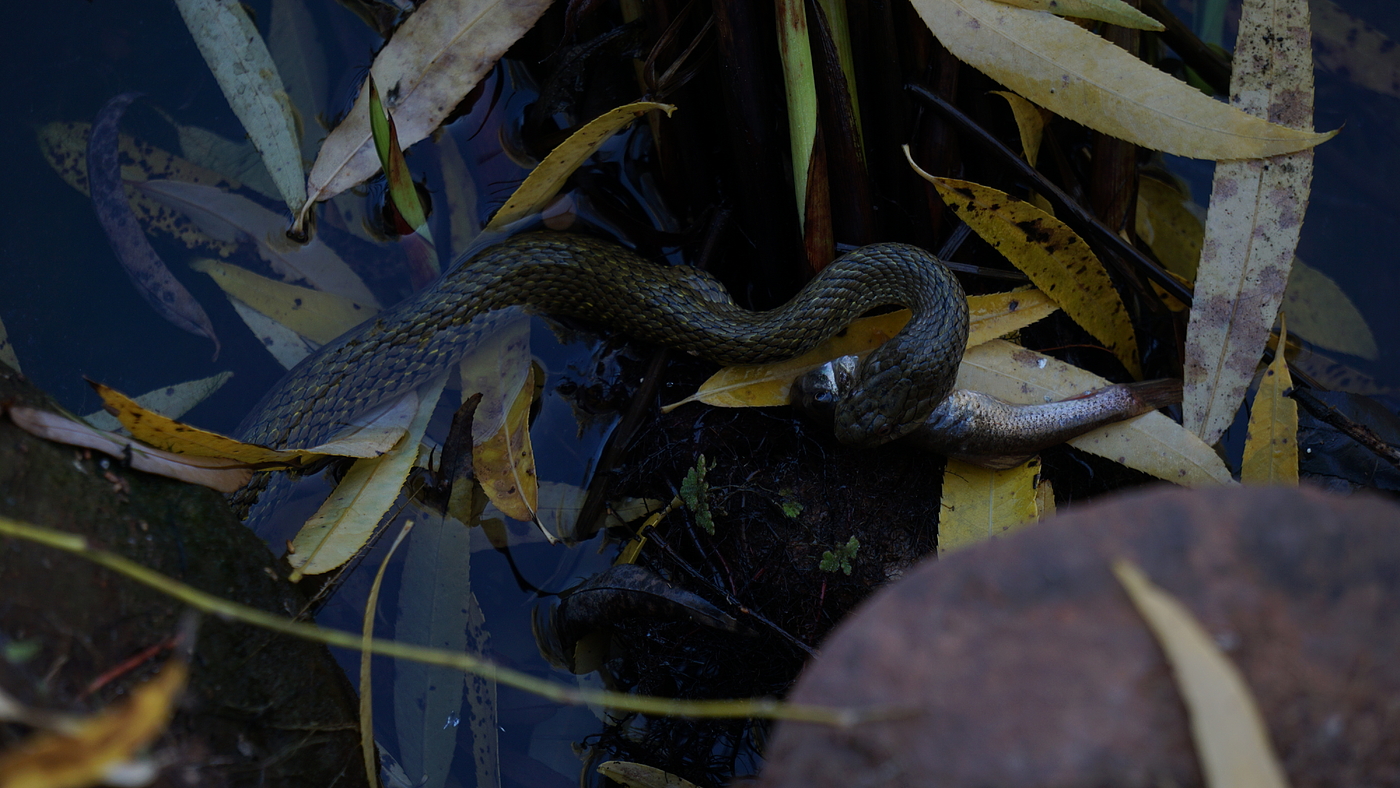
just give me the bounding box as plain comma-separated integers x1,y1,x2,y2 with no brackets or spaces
84,371,234,432
0,658,187,788
916,167,1140,377
89,94,221,359
173,0,306,213
957,341,1232,485
268,0,330,161
908,0,1335,159
289,375,448,577
1241,316,1298,486
6,406,252,493
0,315,19,373
487,102,676,230
669,288,1058,411
1312,0,1400,99
1184,0,1318,446
228,298,316,369
300,0,554,225
191,258,375,344
137,179,378,305
597,761,703,788
938,457,1041,553
1113,560,1290,788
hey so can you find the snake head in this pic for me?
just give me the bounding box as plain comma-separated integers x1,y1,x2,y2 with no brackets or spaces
832,353,937,448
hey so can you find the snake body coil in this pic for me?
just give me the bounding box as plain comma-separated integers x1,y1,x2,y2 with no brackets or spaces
235,233,967,507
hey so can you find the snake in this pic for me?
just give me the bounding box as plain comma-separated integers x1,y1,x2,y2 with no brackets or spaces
233,232,968,511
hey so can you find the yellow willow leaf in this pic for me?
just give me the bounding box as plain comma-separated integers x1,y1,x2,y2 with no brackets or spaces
1112,560,1290,788
299,0,554,226
1241,316,1298,486
907,0,1335,159
1312,0,1400,99
957,340,1232,485
191,258,376,344
173,0,306,214
6,406,253,493
289,376,447,577
991,90,1048,167
0,314,19,373
666,288,1058,410
1281,261,1378,361
36,122,239,258
0,659,187,788
1184,0,1319,446
938,456,1041,553
916,167,1141,377
487,102,676,230
92,381,403,463
597,761,703,788
84,371,234,432
474,365,540,527
992,0,1162,29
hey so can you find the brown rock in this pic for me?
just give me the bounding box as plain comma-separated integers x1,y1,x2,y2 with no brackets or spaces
759,485,1400,787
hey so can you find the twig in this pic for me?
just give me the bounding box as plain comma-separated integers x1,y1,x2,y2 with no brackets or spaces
1289,387,1400,473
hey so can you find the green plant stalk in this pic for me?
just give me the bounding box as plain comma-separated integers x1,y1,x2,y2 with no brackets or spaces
815,0,863,151
0,514,892,726
775,0,819,233
360,520,414,788
368,77,436,250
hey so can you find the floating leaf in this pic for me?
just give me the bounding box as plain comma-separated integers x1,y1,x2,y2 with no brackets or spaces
473,365,540,528
137,179,378,305
1312,0,1400,99
912,163,1140,377
597,760,703,788
957,340,1232,485
173,0,306,213
84,371,234,432
228,298,316,369
1184,0,1318,446
487,102,676,230
299,0,554,226
368,77,436,250
191,258,374,344
89,94,221,359
992,0,1162,29
1241,316,1298,486
0,658,187,788
6,406,252,493
668,288,1058,411
1113,560,1290,788
0,315,19,373
289,375,447,577
907,0,1335,159
938,457,1041,554
92,381,401,463
37,121,242,257
991,90,1048,167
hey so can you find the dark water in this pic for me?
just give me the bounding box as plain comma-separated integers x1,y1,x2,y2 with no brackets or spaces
2,1,1398,786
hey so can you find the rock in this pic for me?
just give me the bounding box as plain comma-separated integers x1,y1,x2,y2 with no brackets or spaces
0,362,368,787
759,485,1400,788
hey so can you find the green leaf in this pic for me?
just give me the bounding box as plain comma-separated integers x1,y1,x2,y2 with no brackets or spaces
368,77,435,248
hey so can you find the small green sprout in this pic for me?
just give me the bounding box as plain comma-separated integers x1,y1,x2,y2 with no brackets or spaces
819,536,860,576
680,454,714,535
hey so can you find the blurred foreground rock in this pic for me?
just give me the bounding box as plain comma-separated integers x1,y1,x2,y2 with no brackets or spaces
0,362,368,787
760,485,1400,787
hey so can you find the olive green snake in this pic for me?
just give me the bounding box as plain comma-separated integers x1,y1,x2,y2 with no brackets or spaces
233,232,968,513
